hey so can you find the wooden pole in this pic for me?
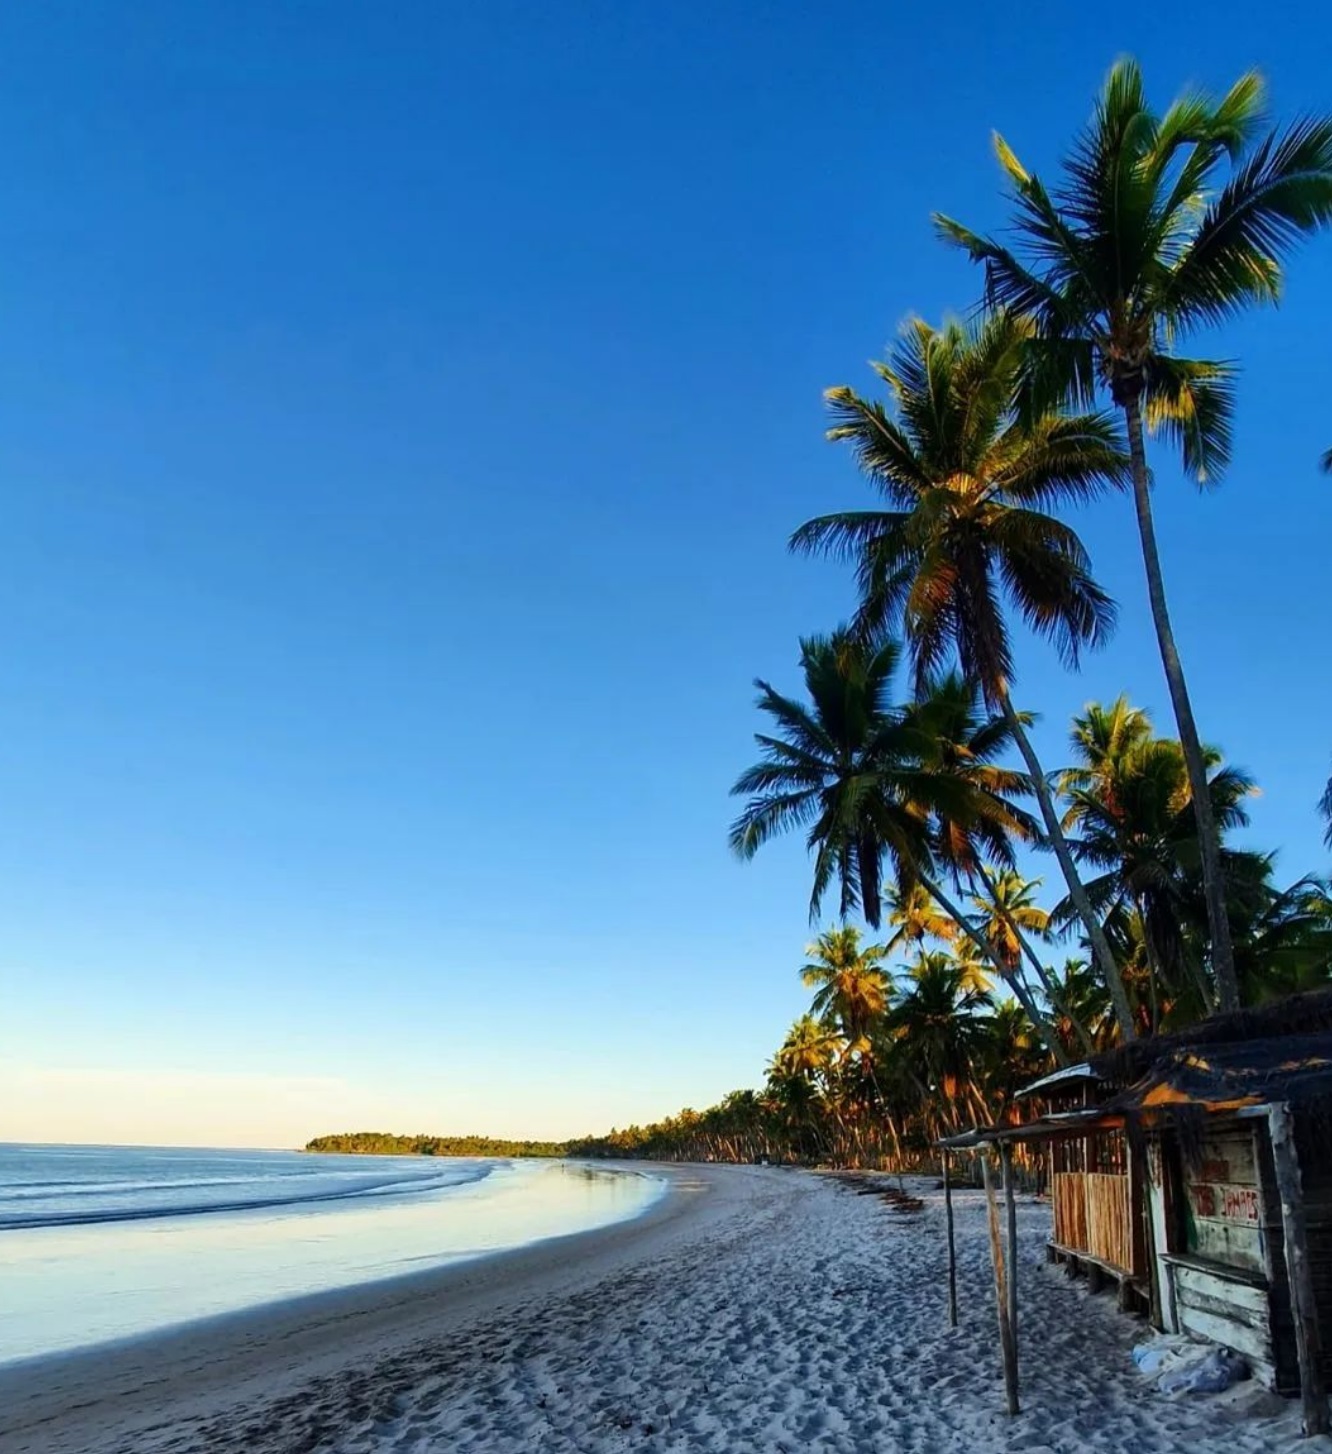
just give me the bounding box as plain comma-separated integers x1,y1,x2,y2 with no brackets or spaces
1269,1102,1328,1438
1001,1142,1019,1384
944,1152,958,1329
981,1152,1019,1415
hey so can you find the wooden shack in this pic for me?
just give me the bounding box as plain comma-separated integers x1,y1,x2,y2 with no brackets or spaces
1098,1030,1332,1405
946,992,1332,1435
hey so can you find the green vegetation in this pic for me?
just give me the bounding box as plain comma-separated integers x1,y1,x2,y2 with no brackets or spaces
305,1132,569,1158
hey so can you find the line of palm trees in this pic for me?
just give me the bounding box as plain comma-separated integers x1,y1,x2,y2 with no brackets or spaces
581,60,1332,1172
733,57,1332,1046
583,680,1331,1164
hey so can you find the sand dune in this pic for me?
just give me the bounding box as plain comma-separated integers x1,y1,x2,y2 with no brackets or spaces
0,1165,1305,1454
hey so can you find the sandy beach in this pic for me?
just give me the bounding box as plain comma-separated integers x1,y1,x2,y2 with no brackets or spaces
0,1164,1309,1454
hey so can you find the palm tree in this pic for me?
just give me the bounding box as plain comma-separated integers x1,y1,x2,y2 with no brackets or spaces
982,999,1049,1116
885,953,994,1136
800,926,892,1055
791,311,1136,1036
898,675,1070,1059
1058,701,1255,1021
936,60,1332,1012
728,632,939,928
1225,860,1332,1003
883,881,957,954
972,870,1050,974
1320,767,1332,849
769,1014,843,1082
1047,958,1117,1056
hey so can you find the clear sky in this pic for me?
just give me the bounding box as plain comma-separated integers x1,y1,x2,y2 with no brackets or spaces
1,3,1329,1148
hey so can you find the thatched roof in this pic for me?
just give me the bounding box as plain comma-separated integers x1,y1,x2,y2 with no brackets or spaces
1091,989,1332,1087
1103,1034,1332,1117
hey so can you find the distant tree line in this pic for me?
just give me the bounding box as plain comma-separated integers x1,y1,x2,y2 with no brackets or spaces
304,1131,569,1158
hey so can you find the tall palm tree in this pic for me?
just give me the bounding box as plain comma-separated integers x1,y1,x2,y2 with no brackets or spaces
972,870,1050,976
800,926,892,1055
936,60,1332,1012
982,999,1049,1116
791,311,1136,1036
1058,701,1255,1019
1320,766,1332,849
1047,957,1117,1055
883,881,957,954
729,633,939,928
1225,860,1332,1003
898,675,1069,1059
885,953,995,1136
769,1014,843,1082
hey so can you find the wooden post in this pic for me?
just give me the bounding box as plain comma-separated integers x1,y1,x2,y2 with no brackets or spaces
1001,1142,1019,1383
981,1152,1019,1415
1269,1102,1329,1438
944,1152,958,1329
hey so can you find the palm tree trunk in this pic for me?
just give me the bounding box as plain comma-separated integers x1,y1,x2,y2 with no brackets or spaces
1123,396,1239,1014
995,688,1137,1040
916,869,1070,1067
972,863,1097,1059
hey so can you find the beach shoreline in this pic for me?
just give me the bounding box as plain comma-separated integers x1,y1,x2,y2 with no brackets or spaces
0,1162,712,1454
2,1165,1305,1454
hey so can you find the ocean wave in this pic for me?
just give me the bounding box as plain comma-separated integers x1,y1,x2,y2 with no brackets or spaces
0,1163,498,1230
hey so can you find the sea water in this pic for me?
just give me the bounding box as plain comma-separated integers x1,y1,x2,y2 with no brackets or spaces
0,1143,663,1364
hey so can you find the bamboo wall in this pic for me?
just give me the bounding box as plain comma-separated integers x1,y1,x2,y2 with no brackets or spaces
1052,1169,1135,1274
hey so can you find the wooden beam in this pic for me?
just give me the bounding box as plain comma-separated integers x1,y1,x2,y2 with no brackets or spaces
1001,1142,1019,1382
981,1153,1019,1414
1268,1102,1328,1437
943,1152,958,1329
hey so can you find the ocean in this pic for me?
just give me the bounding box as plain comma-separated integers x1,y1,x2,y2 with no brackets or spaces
0,1143,664,1365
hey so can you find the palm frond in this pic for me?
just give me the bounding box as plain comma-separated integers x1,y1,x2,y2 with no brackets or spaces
1143,356,1237,483
1165,116,1332,328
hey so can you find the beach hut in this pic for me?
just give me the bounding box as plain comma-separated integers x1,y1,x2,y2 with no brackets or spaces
943,991,1332,1435
1091,1011,1332,1424
1016,1063,1149,1311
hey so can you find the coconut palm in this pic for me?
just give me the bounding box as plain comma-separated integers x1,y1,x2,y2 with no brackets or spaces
936,60,1332,1011
791,311,1136,1035
897,675,1070,1058
1225,861,1332,1003
729,632,940,928
1058,702,1256,1018
982,999,1049,1114
769,1014,843,1083
972,870,1051,975
1047,957,1117,1054
883,881,957,954
799,926,892,1055
885,952,995,1135
1320,767,1332,849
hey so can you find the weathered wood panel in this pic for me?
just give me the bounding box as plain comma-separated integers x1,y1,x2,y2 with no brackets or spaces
1185,1129,1267,1275
1147,1143,1178,1332
1177,1303,1273,1363
1169,1255,1278,1384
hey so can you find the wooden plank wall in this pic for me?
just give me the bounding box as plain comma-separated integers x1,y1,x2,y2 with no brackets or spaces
1183,1129,1266,1273
1171,1260,1278,1388
1292,1114,1332,1384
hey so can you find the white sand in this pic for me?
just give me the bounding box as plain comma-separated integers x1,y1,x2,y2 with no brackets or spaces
0,1164,1308,1454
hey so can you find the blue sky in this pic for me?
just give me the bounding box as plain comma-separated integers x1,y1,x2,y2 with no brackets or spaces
1,4,1328,1146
